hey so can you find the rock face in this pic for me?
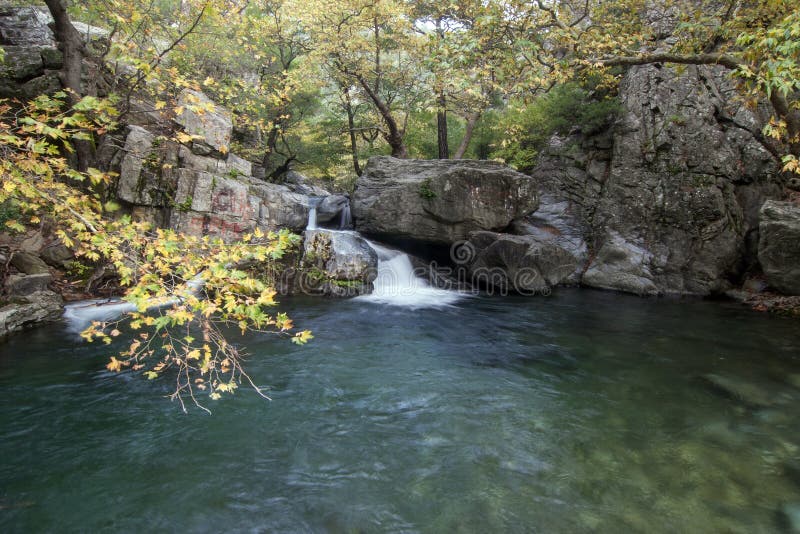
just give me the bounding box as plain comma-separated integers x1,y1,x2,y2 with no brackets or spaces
112,121,351,239
530,64,780,295
509,193,590,284
463,231,578,294
352,157,538,245
174,90,233,156
758,201,800,295
0,6,62,99
0,291,63,339
1,248,62,338
301,230,378,296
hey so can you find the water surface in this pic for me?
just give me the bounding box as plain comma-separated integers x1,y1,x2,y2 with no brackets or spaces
2,289,800,532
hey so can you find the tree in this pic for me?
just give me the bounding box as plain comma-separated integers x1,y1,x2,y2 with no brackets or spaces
0,0,312,411
499,0,800,173
297,0,425,158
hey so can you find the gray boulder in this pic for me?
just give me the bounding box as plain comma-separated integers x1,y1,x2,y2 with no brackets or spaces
758,201,800,295
301,229,378,296
11,251,50,275
464,231,578,294
40,242,73,267
582,231,659,295
5,273,52,296
352,157,538,245
174,90,232,155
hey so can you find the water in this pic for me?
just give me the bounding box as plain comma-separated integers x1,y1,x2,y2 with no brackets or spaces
338,202,352,230
2,290,800,532
307,197,324,231
357,241,465,309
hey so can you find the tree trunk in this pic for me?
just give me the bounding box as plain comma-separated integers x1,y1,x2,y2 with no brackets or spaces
343,88,362,176
355,74,407,158
437,90,449,159
44,0,94,171
261,124,280,177
453,112,480,160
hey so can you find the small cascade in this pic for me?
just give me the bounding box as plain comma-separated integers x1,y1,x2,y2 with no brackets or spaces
307,197,323,231
338,201,353,230
63,274,206,333
358,240,463,309
63,299,137,333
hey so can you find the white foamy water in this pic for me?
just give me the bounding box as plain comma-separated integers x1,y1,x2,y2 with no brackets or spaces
63,275,205,333
62,299,137,333
357,241,465,309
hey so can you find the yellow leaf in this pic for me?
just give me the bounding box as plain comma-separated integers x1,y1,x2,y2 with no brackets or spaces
154,100,166,110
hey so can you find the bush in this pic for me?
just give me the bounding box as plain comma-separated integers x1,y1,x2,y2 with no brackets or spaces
492,82,620,172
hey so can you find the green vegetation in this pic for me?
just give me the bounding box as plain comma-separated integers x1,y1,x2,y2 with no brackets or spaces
419,179,437,200
492,82,621,172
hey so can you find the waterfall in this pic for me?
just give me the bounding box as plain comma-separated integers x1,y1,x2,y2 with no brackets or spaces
307,197,323,231
338,201,353,230
357,240,464,309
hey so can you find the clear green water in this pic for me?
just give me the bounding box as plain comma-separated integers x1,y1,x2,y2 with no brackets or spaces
2,289,800,533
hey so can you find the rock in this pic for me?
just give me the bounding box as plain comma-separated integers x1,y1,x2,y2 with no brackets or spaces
0,290,63,338
5,273,52,296
464,231,578,294
39,243,73,267
780,503,800,533
529,63,779,296
174,90,232,155
10,251,50,275
0,46,45,81
301,229,378,296
169,169,259,241
699,373,774,408
758,200,800,295
116,125,169,206
0,6,56,47
284,170,331,196
177,145,251,178
510,193,589,283
582,231,659,295
352,156,537,245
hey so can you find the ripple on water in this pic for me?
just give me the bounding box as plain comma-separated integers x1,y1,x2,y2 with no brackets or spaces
1,290,800,531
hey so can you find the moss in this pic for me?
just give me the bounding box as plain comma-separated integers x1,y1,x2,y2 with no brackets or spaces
172,195,193,212
419,178,437,199
331,279,362,288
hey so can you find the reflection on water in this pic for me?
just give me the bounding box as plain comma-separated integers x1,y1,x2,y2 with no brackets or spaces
1,289,800,532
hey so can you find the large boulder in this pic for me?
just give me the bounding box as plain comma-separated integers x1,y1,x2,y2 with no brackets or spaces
758,201,800,295
463,231,578,294
582,231,659,295
530,63,780,296
352,157,538,245
10,251,50,275
116,125,176,207
300,229,378,296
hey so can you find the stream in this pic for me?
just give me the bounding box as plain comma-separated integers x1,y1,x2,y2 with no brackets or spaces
2,287,800,531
